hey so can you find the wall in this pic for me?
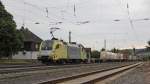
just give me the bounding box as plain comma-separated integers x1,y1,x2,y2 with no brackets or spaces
13,51,39,59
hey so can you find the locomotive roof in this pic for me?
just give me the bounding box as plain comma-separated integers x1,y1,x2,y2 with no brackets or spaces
47,38,85,48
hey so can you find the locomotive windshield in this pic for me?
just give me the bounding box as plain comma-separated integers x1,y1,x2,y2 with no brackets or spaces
41,40,53,50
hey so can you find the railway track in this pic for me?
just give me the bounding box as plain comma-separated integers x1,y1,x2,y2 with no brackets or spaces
0,64,45,68
0,63,115,74
38,62,142,84
0,62,136,74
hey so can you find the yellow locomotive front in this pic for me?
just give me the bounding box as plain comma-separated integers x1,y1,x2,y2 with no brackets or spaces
38,39,68,64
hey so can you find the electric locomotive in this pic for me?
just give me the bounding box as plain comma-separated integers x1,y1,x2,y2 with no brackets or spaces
38,38,87,64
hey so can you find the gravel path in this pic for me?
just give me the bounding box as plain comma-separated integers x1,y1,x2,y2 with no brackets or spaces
0,62,135,84
107,62,150,84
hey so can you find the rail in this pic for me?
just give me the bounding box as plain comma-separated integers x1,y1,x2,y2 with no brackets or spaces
39,62,142,84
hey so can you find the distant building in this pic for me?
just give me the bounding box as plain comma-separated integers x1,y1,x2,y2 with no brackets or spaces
13,27,43,59
20,27,42,51
135,48,150,60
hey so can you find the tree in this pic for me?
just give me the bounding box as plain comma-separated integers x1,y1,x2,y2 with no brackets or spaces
91,50,100,58
146,41,150,52
110,48,119,53
119,49,132,55
101,48,105,51
0,1,23,59
148,41,150,46
112,48,116,53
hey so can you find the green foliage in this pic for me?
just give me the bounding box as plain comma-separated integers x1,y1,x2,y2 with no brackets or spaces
146,41,150,51
119,49,132,55
91,50,100,58
101,48,105,51
110,48,120,53
0,1,23,58
148,41,150,46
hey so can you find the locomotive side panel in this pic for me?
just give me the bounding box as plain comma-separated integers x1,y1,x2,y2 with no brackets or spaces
67,45,80,59
80,48,87,60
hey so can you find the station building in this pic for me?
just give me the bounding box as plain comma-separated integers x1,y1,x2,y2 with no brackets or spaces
13,27,43,59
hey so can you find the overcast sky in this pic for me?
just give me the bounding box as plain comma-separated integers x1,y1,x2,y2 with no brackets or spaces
1,0,150,50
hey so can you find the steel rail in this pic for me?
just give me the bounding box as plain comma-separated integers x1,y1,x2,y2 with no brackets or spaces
0,63,117,74
38,62,142,84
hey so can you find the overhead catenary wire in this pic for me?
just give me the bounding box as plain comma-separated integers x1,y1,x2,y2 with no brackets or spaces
8,0,61,25
23,1,61,22
12,0,92,26
23,0,73,25
109,0,131,49
117,0,150,48
46,7,49,18
23,1,85,25
126,2,141,48
116,0,142,49
22,0,27,28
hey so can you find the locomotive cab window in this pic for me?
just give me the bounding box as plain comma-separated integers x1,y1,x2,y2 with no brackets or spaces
41,40,53,50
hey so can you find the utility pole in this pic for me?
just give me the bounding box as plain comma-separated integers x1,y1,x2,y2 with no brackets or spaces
74,4,76,16
46,8,49,17
69,31,71,43
104,39,106,51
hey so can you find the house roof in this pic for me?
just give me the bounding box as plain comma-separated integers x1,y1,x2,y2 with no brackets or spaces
20,27,43,43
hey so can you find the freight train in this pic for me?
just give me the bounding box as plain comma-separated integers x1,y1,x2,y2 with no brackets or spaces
100,51,124,62
38,38,138,64
38,38,87,64
100,51,138,62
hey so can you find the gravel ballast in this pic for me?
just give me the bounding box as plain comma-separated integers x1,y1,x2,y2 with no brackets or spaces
107,62,150,84
0,62,135,84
